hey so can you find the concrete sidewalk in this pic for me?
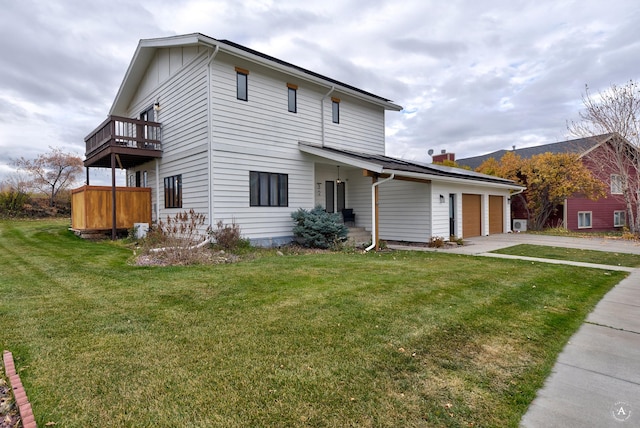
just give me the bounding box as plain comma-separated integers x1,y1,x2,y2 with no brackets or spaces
388,234,640,427
521,270,640,427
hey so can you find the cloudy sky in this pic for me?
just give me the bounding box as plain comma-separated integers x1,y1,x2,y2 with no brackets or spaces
1,0,639,184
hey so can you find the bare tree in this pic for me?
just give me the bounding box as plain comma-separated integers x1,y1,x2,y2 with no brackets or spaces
15,147,84,207
568,80,640,234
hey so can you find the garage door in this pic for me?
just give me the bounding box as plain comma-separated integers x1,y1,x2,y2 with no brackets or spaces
462,194,481,238
489,195,504,235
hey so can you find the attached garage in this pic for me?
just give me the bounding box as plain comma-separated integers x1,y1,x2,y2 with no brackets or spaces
489,195,504,234
462,194,482,237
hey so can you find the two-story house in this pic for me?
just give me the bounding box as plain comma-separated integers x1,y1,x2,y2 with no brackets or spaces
458,133,631,232
76,33,524,246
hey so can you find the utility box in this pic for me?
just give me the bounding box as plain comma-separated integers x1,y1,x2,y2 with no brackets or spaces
134,223,150,239
512,219,527,232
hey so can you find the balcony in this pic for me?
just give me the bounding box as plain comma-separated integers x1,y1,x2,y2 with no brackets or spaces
84,115,162,169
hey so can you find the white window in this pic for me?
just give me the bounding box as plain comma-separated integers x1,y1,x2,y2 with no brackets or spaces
578,211,592,229
611,174,623,194
614,210,626,227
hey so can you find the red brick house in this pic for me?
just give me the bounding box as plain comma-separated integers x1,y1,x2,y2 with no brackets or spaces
457,133,632,232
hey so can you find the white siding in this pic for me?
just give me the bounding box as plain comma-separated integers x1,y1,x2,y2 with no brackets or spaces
430,182,512,239
123,47,393,244
324,96,386,154
211,150,314,242
378,180,431,242
126,49,211,226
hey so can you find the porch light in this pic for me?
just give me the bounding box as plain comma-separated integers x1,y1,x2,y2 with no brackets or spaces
439,194,445,203
153,101,160,111
336,166,342,184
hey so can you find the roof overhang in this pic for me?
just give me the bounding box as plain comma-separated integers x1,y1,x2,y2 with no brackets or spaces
299,143,384,173
299,142,526,191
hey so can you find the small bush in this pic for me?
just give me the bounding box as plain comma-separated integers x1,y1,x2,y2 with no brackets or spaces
0,189,30,217
138,209,209,265
209,220,251,251
291,205,348,249
428,236,445,248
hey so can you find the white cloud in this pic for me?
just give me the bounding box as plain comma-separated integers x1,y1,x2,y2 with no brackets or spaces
1,0,639,185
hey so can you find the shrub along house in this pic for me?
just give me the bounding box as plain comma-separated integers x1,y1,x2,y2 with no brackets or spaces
74,33,524,247
458,133,631,232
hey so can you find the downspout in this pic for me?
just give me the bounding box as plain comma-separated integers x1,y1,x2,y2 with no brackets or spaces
365,173,395,252
320,86,335,147
206,44,220,229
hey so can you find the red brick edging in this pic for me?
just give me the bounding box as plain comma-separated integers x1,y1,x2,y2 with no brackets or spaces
3,350,37,428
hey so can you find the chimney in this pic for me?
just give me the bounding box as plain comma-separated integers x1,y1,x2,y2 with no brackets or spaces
432,150,456,163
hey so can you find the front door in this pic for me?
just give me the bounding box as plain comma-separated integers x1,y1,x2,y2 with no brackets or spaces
325,181,334,212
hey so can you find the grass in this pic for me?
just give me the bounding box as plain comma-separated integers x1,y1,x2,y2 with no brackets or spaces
0,219,627,427
492,244,640,267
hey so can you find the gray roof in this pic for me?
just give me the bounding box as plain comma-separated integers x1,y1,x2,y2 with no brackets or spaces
300,143,521,187
457,134,615,170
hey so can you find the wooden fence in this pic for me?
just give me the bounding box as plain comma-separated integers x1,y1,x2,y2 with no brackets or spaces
71,185,152,232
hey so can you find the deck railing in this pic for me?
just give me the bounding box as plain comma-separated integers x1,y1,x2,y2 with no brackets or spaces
85,115,162,156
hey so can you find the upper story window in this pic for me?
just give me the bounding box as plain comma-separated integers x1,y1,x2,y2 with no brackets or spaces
250,171,288,207
164,174,182,208
611,174,623,194
287,83,298,113
331,97,340,123
236,67,249,101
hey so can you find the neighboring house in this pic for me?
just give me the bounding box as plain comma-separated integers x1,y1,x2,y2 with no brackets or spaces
79,33,524,246
458,133,630,232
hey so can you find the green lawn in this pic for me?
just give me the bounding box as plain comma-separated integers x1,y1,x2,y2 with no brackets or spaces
492,243,640,267
0,219,627,427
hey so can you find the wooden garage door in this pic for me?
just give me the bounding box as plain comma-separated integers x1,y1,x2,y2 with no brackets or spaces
489,195,504,235
462,194,481,238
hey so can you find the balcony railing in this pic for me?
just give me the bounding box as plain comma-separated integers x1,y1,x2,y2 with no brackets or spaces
85,115,162,157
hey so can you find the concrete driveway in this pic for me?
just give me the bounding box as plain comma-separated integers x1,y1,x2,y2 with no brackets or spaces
390,233,640,427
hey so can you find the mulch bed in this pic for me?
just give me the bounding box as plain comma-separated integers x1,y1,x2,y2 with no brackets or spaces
0,376,19,428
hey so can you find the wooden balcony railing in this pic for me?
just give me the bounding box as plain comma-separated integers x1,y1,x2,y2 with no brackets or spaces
85,115,162,157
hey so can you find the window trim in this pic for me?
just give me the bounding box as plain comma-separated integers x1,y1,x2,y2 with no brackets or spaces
331,97,340,123
236,67,249,101
611,174,623,195
614,210,626,227
577,211,592,229
164,174,182,209
250,171,288,207
287,83,298,113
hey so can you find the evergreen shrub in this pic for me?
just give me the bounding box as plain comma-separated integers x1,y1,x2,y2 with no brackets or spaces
291,205,348,249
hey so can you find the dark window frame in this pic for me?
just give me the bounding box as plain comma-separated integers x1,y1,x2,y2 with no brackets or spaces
250,171,288,207
331,97,340,123
287,83,298,113
236,67,249,101
164,174,182,208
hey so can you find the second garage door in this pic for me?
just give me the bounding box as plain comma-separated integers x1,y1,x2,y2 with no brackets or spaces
489,195,504,234
462,194,481,238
